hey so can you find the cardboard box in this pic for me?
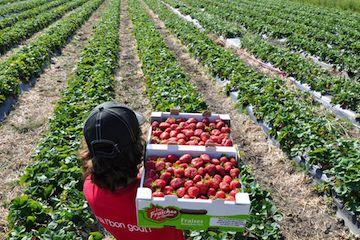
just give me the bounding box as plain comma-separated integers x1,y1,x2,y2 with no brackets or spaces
148,111,233,148
136,144,251,231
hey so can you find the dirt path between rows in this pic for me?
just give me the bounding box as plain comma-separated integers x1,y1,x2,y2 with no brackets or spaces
0,1,107,236
0,1,87,62
141,1,353,239
116,0,152,134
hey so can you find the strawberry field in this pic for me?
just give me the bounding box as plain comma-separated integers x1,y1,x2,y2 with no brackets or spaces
0,0,359,239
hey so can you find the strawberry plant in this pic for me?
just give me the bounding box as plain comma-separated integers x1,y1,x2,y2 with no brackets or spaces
0,0,51,16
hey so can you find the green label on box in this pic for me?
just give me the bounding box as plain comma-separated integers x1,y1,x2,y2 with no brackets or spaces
138,204,249,231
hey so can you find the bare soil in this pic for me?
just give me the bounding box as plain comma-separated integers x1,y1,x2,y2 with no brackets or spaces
0,2,107,236
142,1,353,239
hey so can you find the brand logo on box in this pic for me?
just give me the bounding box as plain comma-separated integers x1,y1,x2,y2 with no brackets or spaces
146,204,179,222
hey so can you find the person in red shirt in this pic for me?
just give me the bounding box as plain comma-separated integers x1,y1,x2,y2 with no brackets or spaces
81,102,184,240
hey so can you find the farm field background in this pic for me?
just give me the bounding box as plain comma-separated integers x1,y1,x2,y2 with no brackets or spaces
0,0,359,239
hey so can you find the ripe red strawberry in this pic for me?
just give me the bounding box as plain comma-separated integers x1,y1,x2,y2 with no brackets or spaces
152,192,165,197
207,187,216,197
176,118,185,123
164,127,172,133
187,186,200,198
165,162,172,169
213,174,222,183
187,140,198,145
230,180,241,190
225,195,235,201
186,118,197,124
220,126,230,133
152,130,162,137
211,158,220,165
205,164,216,176
179,154,192,163
154,179,166,189
196,122,205,130
220,156,228,164
196,181,209,195
230,157,237,165
170,130,179,138
198,141,205,146
179,163,188,169
216,121,225,130
178,139,186,145
189,136,201,141
170,178,184,189
184,167,197,179
215,190,226,199
144,178,153,188
191,158,204,168
211,129,221,136
230,168,240,178
229,189,239,197
222,175,232,184
200,154,211,163
174,168,184,178
187,123,196,130
202,117,210,124
200,195,208,199
224,162,233,172
163,186,174,195
193,174,202,183
197,167,205,176
170,123,179,130
147,169,158,180
178,122,187,128
209,122,216,129
223,139,233,146
167,167,174,175
155,161,165,172
176,187,186,198
215,165,226,176
183,194,191,199
200,132,210,142
205,139,215,145
210,135,221,144
160,132,170,140
219,182,230,193
184,129,194,138
145,160,156,170
159,122,170,130
160,172,172,183
194,129,203,137
151,121,159,129
208,179,219,190
177,133,186,139
184,180,194,190
166,118,176,124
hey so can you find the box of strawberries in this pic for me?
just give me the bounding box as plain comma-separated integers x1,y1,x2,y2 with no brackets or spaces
136,113,251,232
148,111,233,147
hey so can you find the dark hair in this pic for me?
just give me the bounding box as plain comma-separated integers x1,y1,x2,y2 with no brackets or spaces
81,130,144,192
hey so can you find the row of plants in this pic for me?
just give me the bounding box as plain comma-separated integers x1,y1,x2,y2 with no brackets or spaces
6,0,120,238
181,0,360,78
130,0,283,239
0,0,69,30
146,0,360,218
0,0,100,106
129,0,206,112
0,0,89,54
164,0,360,113
230,0,360,45
0,0,21,6
0,0,51,16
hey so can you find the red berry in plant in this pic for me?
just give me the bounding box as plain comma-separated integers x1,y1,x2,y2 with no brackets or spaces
184,180,194,190
152,192,165,197
154,179,166,189
193,174,202,183
230,168,240,178
170,178,185,189
230,180,241,190
163,186,174,195
191,157,204,168
184,167,197,179
187,186,200,198
174,168,184,178
176,187,186,198
179,154,192,163
215,190,226,199
219,182,230,193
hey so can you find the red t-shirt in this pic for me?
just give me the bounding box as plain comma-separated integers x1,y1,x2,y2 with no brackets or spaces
83,176,184,240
